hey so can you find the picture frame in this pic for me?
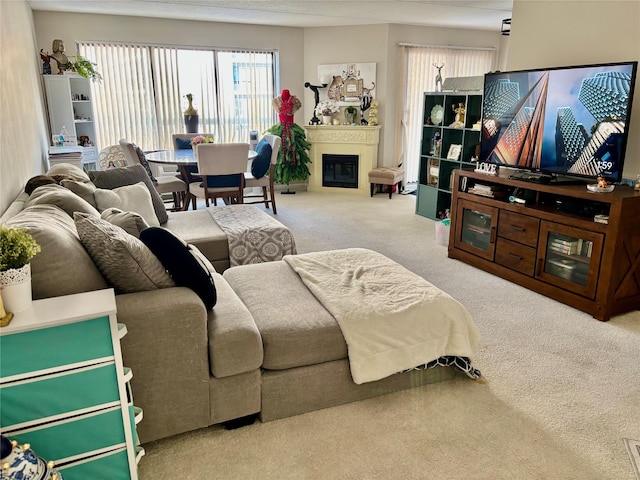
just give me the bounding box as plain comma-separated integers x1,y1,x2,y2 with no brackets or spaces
447,144,462,160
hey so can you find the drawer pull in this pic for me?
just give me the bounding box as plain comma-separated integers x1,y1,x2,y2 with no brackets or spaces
509,225,525,232
507,252,523,261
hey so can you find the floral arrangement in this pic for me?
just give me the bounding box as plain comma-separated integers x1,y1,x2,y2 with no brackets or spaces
191,135,215,146
316,100,340,116
0,226,41,271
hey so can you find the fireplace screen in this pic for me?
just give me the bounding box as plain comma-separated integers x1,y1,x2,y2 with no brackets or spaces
322,154,358,188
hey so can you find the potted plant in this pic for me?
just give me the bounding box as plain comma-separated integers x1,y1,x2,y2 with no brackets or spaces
0,226,41,314
66,55,102,82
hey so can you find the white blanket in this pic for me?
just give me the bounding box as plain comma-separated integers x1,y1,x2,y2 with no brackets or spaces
283,248,481,384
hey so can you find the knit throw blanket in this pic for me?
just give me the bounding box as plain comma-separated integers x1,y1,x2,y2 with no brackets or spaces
208,205,297,266
283,248,481,384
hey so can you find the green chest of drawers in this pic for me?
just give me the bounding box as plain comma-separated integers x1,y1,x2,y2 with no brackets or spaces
0,289,142,479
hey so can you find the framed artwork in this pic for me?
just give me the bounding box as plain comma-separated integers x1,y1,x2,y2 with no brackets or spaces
317,63,376,104
447,144,462,161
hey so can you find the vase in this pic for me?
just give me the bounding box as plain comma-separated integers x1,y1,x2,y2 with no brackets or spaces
0,264,32,314
184,95,199,133
322,115,332,125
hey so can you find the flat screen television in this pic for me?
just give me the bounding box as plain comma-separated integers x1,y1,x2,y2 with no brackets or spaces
479,61,638,183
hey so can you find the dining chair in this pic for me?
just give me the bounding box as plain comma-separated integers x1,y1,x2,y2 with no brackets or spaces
243,134,281,214
119,138,187,211
171,133,214,182
188,143,249,208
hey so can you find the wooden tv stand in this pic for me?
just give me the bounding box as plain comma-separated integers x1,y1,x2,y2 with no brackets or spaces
448,169,640,321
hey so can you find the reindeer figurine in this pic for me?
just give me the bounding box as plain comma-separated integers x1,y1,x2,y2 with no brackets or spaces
433,63,445,92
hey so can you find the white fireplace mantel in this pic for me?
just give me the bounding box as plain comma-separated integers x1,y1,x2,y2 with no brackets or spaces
305,125,381,195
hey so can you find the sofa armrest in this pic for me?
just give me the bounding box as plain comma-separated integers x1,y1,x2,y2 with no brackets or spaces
116,287,210,443
208,273,263,378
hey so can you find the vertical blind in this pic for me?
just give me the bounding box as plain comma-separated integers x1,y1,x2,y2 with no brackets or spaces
78,42,276,152
401,46,496,183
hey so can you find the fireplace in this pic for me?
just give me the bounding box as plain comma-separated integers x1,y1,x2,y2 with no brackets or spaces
323,154,358,188
305,125,381,195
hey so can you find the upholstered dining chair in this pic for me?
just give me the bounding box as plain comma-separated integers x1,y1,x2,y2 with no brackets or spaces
171,132,215,182
188,143,250,208
243,134,281,214
119,138,187,211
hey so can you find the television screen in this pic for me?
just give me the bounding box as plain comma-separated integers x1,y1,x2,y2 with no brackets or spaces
480,61,638,182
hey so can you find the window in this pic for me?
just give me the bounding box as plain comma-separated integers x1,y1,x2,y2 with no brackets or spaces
78,42,277,151
400,46,495,184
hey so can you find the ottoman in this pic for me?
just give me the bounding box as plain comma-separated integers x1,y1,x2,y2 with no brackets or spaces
368,166,405,198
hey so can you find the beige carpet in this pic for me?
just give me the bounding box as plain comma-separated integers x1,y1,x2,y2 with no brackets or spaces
139,191,640,479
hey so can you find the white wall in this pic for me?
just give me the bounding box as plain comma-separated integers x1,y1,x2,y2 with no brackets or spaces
508,0,640,179
0,0,50,214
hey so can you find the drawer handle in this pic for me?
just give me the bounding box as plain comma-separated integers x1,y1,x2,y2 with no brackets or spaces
490,226,496,244
507,252,523,261
509,225,525,232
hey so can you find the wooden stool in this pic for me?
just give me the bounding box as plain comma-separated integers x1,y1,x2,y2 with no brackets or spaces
368,167,405,199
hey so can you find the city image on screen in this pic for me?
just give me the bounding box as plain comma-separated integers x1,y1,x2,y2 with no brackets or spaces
480,61,637,182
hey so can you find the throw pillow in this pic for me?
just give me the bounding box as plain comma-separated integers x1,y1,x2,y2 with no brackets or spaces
93,182,160,227
139,227,217,309
25,184,100,218
100,207,150,238
175,138,193,150
60,179,98,207
250,139,272,179
133,144,157,184
6,205,108,299
25,175,57,195
88,164,169,224
74,212,175,294
46,163,91,183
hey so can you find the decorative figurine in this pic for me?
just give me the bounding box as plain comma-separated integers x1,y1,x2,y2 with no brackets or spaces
433,63,444,92
50,39,70,74
39,49,51,75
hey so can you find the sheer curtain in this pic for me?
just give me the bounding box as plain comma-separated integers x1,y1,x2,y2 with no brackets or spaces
78,43,276,151
400,46,496,184
80,43,160,151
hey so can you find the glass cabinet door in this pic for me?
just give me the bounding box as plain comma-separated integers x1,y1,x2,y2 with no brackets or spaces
453,199,498,260
536,221,603,299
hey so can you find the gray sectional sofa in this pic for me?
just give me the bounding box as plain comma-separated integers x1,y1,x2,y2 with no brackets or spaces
1,163,463,444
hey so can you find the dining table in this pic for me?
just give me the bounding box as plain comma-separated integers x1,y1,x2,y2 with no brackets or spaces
146,148,258,211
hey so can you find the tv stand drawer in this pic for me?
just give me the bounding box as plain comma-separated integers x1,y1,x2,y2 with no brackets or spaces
495,238,536,276
498,211,540,247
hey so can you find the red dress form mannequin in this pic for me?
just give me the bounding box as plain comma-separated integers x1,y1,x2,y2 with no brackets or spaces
267,89,311,190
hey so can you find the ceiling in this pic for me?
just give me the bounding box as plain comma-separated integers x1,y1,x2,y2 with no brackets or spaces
28,0,513,32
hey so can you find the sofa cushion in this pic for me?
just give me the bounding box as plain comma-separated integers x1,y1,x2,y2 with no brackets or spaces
88,164,168,224
207,272,263,378
101,208,149,238
74,212,175,293
5,205,108,299
94,182,160,227
164,209,229,271
223,261,347,370
140,227,217,309
25,184,100,218
250,139,272,179
60,179,98,207
46,163,91,183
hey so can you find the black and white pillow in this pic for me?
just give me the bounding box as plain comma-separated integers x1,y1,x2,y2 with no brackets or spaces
140,227,217,309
